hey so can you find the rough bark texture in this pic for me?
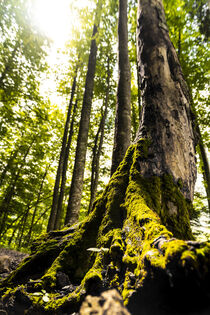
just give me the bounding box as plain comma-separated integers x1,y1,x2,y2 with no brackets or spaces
136,0,197,201
65,1,102,225
0,1,209,315
111,0,131,175
89,60,110,212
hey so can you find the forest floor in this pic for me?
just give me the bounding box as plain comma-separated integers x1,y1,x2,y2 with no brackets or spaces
0,248,28,281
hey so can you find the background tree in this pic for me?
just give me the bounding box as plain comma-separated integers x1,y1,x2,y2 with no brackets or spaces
65,0,103,225
111,0,131,175
88,57,111,212
47,67,78,232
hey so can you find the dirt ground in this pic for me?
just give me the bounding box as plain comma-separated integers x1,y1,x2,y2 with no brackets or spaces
0,247,28,280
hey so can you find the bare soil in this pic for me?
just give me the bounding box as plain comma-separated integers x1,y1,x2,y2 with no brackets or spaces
0,247,28,280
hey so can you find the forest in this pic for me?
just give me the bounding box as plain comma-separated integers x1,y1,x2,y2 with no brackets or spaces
0,0,209,314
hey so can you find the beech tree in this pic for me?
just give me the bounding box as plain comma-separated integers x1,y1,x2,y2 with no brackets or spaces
47,68,78,232
111,0,131,175
1,0,210,315
64,0,102,226
88,58,110,212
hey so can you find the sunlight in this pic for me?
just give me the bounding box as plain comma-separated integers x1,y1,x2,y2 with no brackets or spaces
32,0,89,47
32,0,74,47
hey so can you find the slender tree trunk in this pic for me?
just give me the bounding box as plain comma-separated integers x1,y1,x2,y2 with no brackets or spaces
34,206,51,226
8,224,17,246
54,98,79,230
17,203,31,250
65,1,102,225
88,118,103,213
111,0,131,175
47,70,77,232
0,142,33,235
26,167,48,246
0,148,19,187
88,59,110,212
197,125,210,210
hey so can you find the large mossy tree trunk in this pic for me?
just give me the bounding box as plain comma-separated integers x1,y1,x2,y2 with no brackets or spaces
1,0,210,314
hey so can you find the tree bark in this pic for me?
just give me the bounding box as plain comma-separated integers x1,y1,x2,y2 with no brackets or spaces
65,1,102,225
136,0,196,201
54,98,79,230
136,59,142,120
47,71,77,232
111,0,131,175
88,58,110,213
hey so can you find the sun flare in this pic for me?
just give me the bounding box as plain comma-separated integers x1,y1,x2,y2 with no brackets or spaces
32,0,76,47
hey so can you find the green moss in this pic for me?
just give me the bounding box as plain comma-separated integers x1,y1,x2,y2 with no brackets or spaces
1,139,206,313
181,250,197,267
122,273,132,302
161,239,189,262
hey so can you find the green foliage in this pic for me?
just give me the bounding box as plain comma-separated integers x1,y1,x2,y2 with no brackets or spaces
0,0,48,101
163,0,209,145
0,0,65,249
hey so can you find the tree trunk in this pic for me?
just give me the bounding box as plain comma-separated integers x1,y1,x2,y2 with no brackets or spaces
65,1,102,225
136,0,196,201
17,203,31,250
111,0,131,175
47,71,77,232
1,1,209,315
88,58,110,212
0,147,19,187
197,125,210,210
136,59,142,120
54,98,79,230
26,167,48,246
0,142,33,236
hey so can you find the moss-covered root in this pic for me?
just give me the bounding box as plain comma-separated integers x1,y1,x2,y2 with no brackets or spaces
127,240,210,315
0,146,134,314
1,140,210,315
